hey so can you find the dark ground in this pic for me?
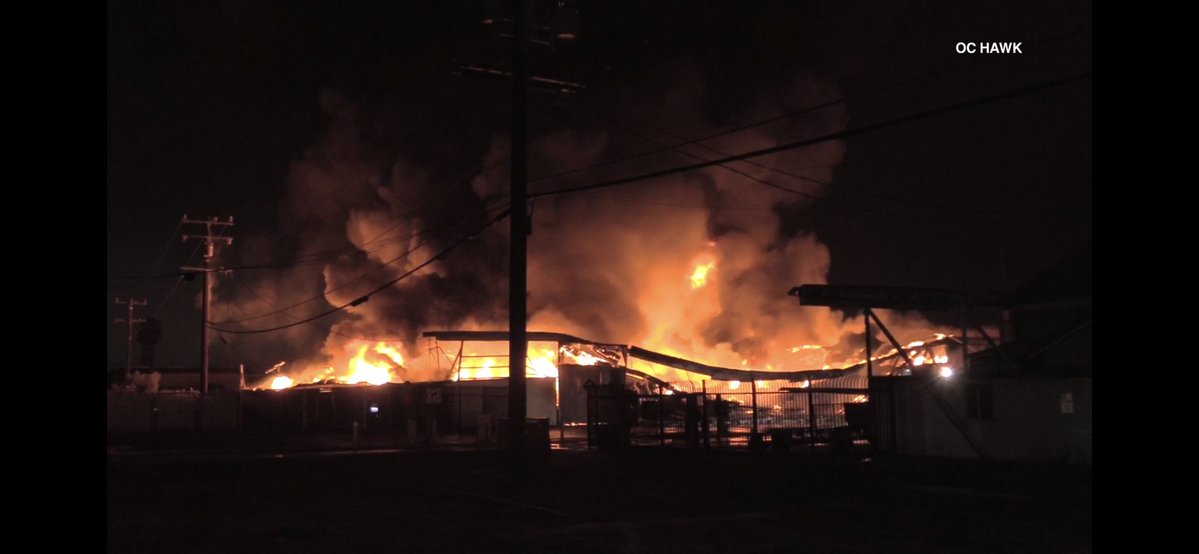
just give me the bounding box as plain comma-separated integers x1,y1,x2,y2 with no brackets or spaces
108,439,1091,553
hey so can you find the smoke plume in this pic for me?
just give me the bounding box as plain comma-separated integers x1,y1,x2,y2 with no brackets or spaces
214,72,942,384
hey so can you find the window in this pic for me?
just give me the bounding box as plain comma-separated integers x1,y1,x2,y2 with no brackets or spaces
1060,392,1074,415
966,384,993,420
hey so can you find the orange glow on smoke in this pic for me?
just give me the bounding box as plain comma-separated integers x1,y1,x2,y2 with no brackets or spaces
251,227,966,390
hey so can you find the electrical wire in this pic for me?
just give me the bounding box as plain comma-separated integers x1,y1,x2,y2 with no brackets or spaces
529,72,1092,205
208,207,511,335
528,27,1090,186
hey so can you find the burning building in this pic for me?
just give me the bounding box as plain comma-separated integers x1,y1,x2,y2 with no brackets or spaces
230,326,972,452
208,73,957,398
189,71,984,451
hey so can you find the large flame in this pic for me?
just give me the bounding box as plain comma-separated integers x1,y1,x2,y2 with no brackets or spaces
345,343,396,385
529,348,559,378
255,278,961,392
229,80,974,392
257,341,406,389
451,346,560,382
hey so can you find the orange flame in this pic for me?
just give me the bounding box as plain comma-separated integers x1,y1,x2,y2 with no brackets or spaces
529,348,559,378
689,261,716,289
456,347,560,381
790,345,824,353
343,342,402,385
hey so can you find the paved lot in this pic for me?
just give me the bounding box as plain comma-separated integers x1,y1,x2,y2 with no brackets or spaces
108,444,1090,553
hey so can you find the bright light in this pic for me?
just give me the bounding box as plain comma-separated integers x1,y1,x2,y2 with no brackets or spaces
729,380,741,390
690,261,716,288
939,366,955,378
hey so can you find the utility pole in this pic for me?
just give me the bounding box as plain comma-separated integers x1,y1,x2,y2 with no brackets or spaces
465,0,582,466
180,215,234,399
114,298,147,379
507,0,530,465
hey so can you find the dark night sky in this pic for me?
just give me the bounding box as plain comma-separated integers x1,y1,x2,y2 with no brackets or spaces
107,1,1091,369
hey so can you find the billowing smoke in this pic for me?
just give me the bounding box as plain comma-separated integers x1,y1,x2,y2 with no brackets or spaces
214,72,943,384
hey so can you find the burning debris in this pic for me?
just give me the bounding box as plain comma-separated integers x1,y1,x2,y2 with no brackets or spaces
219,74,956,389
253,340,407,390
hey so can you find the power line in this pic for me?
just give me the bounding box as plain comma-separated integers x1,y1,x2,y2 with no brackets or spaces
212,67,1091,336
211,202,510,325
226,230,432,272
154,225,228,317
605,118,1023,227
209,207,511,335
151,276,186,318
109,202,512,286
145,219,184,279
612,116,1016,220
229,274,409,343
529,27,1091,187
529,71,1091,202
231,202,513,271
213,232,439,325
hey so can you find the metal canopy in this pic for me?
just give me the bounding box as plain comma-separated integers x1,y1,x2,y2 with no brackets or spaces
789,284,1004,311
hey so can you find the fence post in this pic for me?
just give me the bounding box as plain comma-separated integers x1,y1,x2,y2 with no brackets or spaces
685,392,698,448
702,380,710,450
807,387,816,455
658,383,665,447
715,393,726,447
751,379,759,437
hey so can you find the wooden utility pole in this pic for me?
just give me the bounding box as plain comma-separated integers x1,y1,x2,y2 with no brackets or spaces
114,297,147,379
507,0,529,464
181,215,234,399
464,1,582,466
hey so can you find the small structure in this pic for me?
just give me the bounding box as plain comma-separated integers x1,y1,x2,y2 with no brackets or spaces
883,245,1092,463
